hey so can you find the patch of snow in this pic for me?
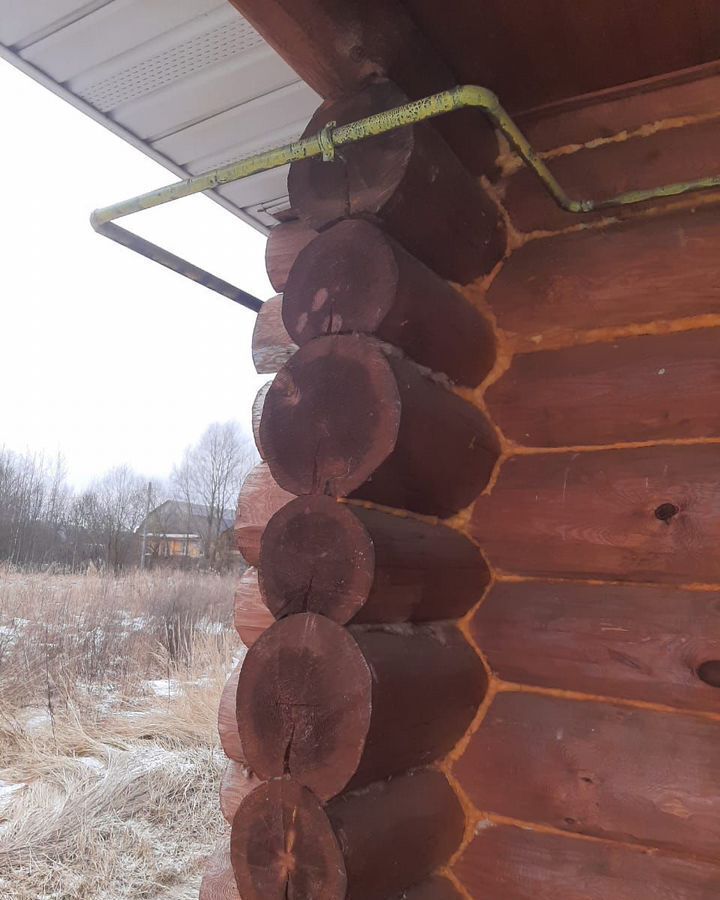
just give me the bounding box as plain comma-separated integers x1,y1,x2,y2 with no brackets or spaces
124,745,197,775
25,711,52,732
120,614,148,632
76,756,105,771
145,679,182,699
0,781,25,801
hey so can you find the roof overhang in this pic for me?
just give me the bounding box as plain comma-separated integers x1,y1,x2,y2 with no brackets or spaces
0,0,320,233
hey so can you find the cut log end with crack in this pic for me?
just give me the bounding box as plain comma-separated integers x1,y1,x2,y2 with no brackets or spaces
259,335,499,517
236,612,487,800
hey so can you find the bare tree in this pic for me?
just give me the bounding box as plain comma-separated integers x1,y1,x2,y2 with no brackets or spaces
91,465,148,572
172,422,256,563
0,449,72,567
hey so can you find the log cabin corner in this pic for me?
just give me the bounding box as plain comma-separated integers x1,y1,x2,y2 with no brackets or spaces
4,1,720,897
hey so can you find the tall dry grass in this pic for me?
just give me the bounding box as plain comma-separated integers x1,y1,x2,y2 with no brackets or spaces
0,568,241,899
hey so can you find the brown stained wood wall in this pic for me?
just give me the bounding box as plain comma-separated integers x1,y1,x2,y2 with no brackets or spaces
455,825,720,900
472,580,720,711
455,692,720,858
484,205,720,346
445,64,720,899
204,46,720,897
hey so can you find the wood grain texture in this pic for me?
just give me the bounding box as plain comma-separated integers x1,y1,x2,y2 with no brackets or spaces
251,294,297,375
405,0,720,113
288,79,505,284
282,219,496,386
260,335,499,517
487,328,720,447
231,778,346,900
237,613,486,800
199,841,241,900
470,445,720,584
327,770,465,900
234,568,274,648
265,219,317,293
504,117,720,233
473,580,720,711
398,876,463,899
251,381,271,459
220,760,260,824
235,462,294,567
455,692,720,858
454,823,720,900
228,0,499,175
516,62,720,152
259,494,489,624
485,206,720,342
218,666,244,763
231,771,463,900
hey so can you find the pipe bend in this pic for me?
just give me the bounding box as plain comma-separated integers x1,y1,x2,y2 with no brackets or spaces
455,84,501,113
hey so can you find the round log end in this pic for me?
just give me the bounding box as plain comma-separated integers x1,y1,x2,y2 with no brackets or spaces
237,613,372,800
259,335,401,498
220,760,260,824
231,777,347,900
259,495,375,623
251,294,297,375
288,80,413,230
199,842,240,900
283,219,398,345
218,666,244,763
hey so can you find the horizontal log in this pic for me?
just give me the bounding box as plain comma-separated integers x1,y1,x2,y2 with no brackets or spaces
220,760,260,825
327,770,465,900
259,494,489,623
485,205,720,343
402,1,720,116
454,692,720,859
473,580,720,711
231,770,464,900
265,218,317,293
288,79,505,284
516,62,720,153
282,219,497,386
229,0,499,176
504,116,720,234
199,841,240,900
470,445,720,584
251,381,271,459
234,567,274,648
235,462,294,567
231,778,346,899
218,666,244,763
454,823,720,900
486,328,720,447
397,876,463,899
260,335,499,517
237,613,486,800
251,294,298,375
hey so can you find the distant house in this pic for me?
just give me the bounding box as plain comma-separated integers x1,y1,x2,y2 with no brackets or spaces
137,500,235,563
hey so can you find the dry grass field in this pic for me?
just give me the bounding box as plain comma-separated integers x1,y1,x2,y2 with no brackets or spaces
0,568,241,899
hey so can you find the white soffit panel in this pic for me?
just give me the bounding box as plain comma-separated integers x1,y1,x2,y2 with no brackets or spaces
0,0,321,233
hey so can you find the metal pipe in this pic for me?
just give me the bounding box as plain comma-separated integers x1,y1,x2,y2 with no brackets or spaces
92,84,720,310
95,221,262,312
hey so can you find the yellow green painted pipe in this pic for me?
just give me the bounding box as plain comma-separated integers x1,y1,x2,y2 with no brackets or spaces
91,84,720,311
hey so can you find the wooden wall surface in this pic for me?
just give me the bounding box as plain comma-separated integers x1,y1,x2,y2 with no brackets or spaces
204,17,720,892
444,63,720,898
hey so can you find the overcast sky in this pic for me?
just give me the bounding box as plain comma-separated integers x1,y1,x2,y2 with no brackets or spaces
0,57,271,488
